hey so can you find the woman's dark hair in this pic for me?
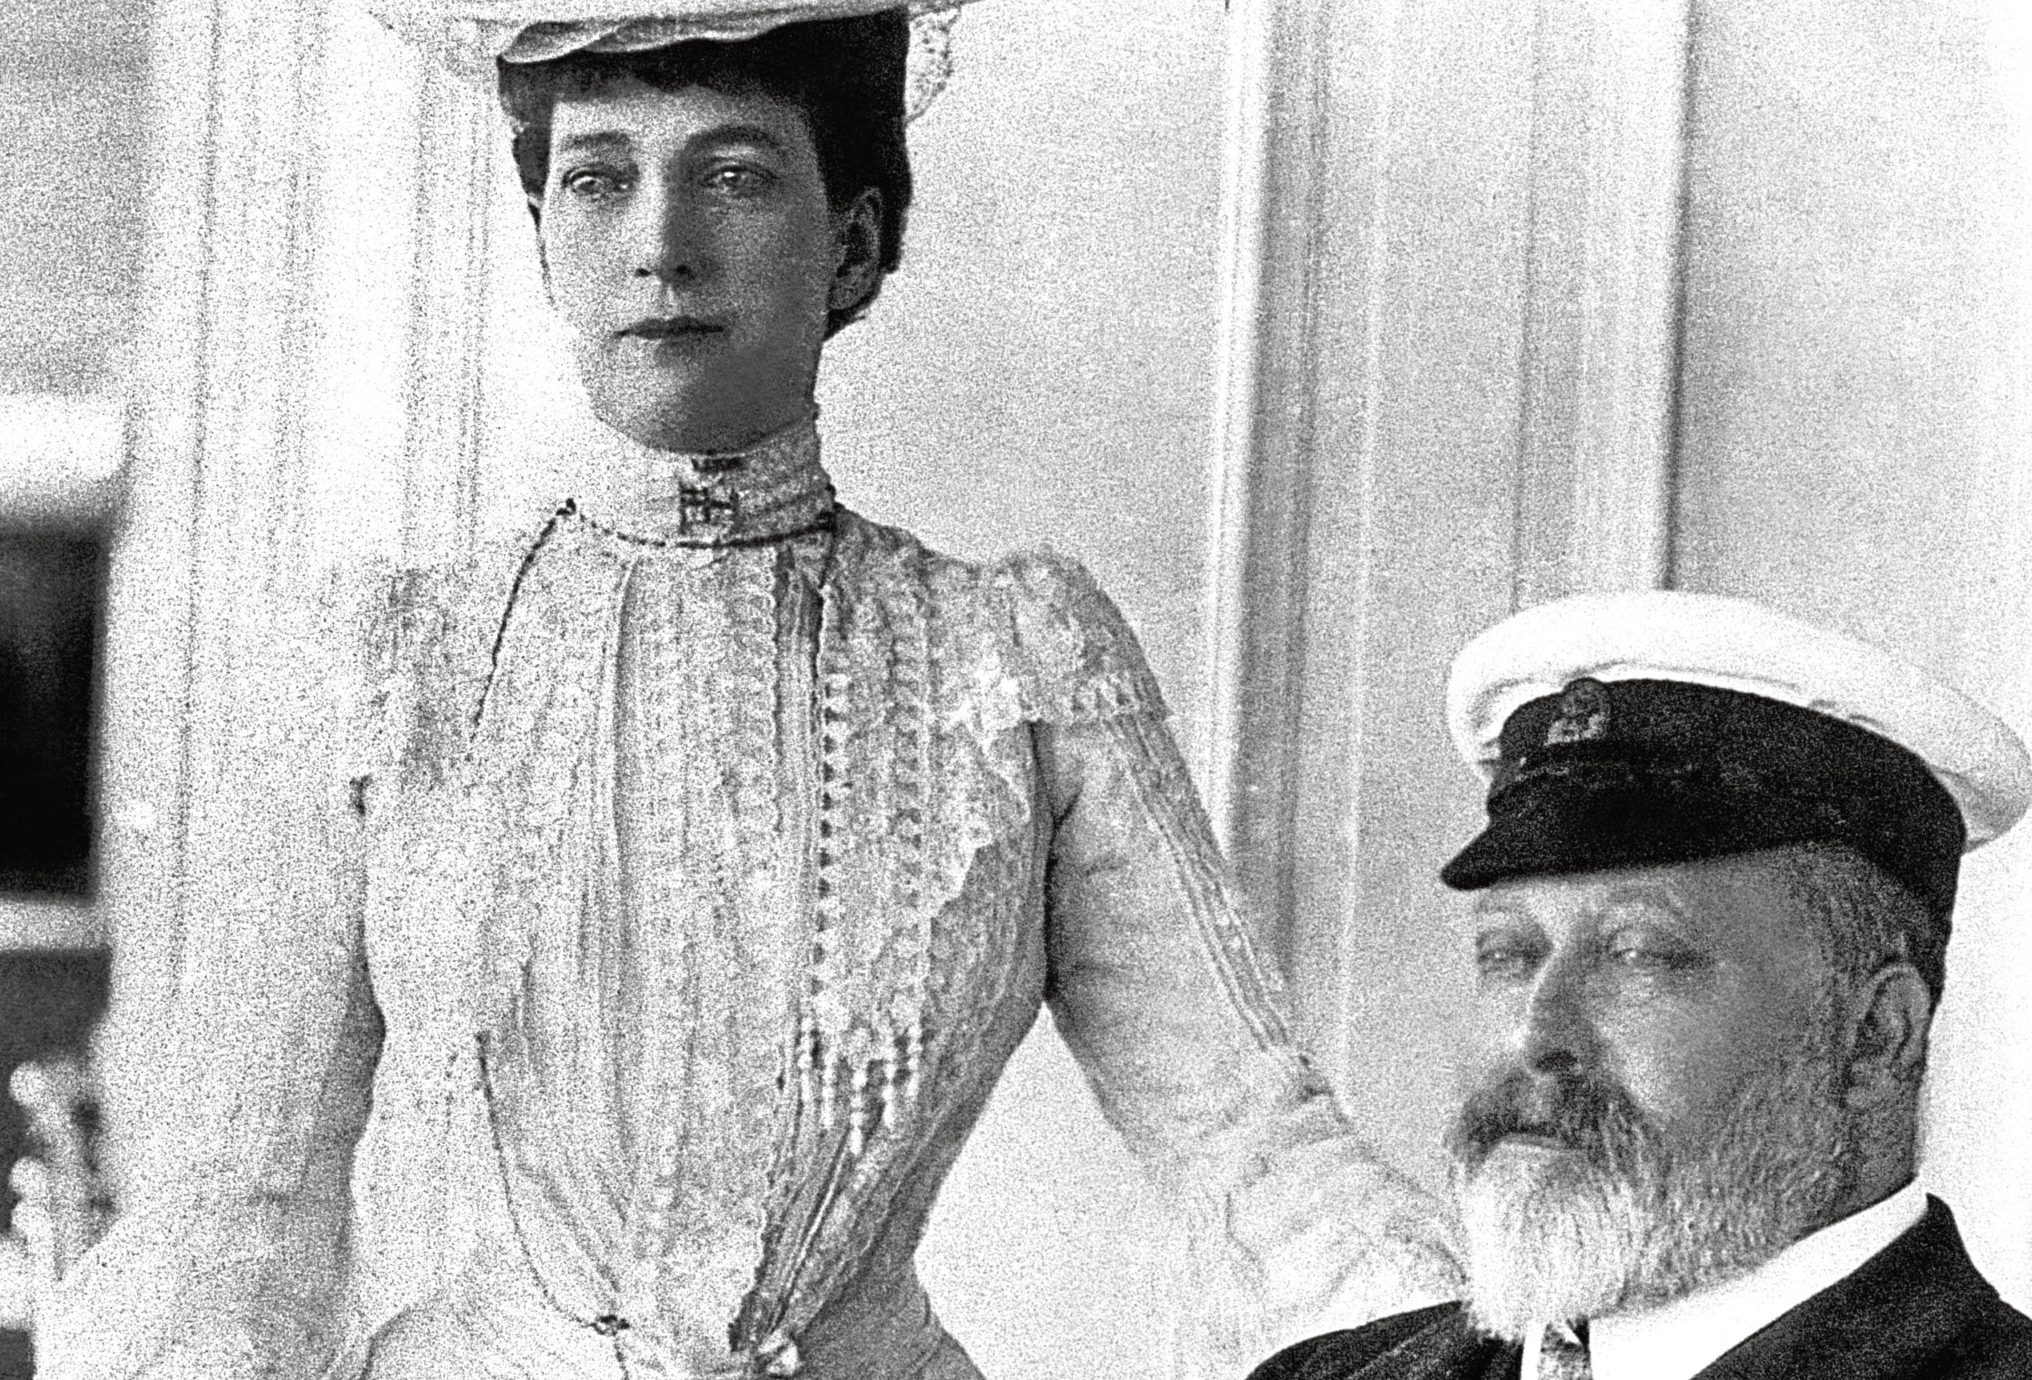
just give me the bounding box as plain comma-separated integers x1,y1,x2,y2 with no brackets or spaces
497,12,913,337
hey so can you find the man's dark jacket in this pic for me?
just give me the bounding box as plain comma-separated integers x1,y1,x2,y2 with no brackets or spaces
1246,1199,2032,1380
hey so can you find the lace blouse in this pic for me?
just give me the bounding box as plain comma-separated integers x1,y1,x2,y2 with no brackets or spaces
44,418,1458,1380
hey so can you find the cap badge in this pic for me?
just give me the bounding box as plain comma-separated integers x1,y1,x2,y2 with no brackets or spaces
1545,678,1612,746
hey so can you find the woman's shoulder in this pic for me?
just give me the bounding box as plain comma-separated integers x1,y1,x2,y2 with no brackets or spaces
835,511,1168,726
320,523,544,788
323,534,527,683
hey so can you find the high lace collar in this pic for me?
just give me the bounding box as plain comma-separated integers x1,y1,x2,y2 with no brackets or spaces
575,411,835,548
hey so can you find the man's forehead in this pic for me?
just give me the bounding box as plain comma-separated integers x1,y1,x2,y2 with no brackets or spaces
1470,871,1683,924
1464,853,1814,940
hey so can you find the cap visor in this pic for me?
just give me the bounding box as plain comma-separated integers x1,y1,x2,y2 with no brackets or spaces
1440,776,1836,892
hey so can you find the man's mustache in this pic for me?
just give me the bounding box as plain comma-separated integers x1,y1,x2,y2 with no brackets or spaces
1448,1068,1660,1174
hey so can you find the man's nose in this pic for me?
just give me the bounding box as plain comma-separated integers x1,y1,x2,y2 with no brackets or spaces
1517,952,1597,1076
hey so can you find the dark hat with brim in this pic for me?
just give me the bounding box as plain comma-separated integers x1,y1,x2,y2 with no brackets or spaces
1442,592,2032,931
1441,677,1966,921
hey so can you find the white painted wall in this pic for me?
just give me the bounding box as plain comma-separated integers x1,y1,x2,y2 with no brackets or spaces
0,3,148,396
1673,0,2032,1308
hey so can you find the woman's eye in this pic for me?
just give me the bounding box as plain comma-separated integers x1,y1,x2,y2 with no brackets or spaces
702,163,773,196
561,166,631,199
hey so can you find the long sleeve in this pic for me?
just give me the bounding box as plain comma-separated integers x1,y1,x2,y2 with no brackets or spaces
1036,712,1461,1373
42,927,380,1379
33,558,474,1379
993,548,1459,1375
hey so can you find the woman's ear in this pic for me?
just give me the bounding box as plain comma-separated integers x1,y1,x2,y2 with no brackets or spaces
828,187,884,315
530,197,553,297
1840,961,1933,1110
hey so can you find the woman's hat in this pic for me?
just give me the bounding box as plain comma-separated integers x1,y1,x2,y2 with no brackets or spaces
367,1,990,118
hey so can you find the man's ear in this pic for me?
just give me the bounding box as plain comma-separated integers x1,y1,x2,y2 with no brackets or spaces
1840,961,1933,1109
828,187,884,315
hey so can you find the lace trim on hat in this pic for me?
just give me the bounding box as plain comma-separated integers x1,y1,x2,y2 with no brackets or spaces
491,5,967,122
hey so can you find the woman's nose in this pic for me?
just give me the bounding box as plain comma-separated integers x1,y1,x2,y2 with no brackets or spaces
632,182,706,284
1517,954,1597,1076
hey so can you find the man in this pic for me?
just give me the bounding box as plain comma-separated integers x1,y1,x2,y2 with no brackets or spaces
1251,590,2032,1380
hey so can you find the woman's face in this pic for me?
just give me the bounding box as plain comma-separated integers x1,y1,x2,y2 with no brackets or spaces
538,75,879,453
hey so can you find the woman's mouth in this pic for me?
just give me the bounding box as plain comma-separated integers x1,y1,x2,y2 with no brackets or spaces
619,315,726,342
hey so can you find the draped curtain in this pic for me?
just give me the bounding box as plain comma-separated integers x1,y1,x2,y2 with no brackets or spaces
94,0,557,1191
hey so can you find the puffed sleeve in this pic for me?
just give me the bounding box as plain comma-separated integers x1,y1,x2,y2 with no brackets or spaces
39,560,477,1379
1003,552,1462,1376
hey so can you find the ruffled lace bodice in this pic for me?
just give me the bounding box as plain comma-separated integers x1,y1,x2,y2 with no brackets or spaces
403,420,846,1373
44,421,1462,1380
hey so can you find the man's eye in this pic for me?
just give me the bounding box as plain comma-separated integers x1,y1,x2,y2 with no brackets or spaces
1475,945,1536,980
1606,935,1698,972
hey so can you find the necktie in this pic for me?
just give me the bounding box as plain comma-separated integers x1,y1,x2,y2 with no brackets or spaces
1538,1322,1594,1380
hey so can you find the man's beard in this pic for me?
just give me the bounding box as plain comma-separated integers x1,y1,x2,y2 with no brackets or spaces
1444,1028,1857,1343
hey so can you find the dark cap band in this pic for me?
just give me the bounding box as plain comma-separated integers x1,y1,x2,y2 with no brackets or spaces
1440,679,1966,926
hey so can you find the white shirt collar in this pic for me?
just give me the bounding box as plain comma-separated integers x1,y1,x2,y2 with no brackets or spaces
1519,1180,1928,1380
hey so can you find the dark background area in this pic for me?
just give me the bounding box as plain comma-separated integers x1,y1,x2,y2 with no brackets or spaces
0,532,101,895
0,952,108,1378
0,4,149,1372
0,527,110,1376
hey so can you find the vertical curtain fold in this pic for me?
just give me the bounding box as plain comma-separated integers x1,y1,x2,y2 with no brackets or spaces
96,0,501,1201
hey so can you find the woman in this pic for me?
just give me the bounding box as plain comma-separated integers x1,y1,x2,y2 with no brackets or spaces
45,6,1456,1378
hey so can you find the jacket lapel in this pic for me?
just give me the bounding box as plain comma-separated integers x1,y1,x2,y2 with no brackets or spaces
1351,1306,1520,1380
1696,1198,1996,1379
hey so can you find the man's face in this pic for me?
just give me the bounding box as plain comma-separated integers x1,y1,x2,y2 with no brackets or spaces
1446,851,1857,1338
1461,851,1826,1143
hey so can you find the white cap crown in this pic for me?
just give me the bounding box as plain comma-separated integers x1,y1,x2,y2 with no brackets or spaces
1446,590,2032,852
